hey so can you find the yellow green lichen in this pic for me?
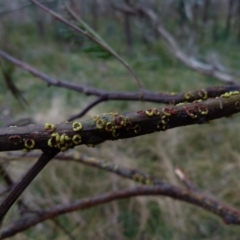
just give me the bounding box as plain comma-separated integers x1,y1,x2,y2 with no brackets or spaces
105,122,114,132
145,108,160,117
44,123,56,132
125,117,132,126
72,121,83,131
92,115,100,121
51,133,60,142
48,138,54,148
235,101,240,110
96,118,105,129
60,146,68,152
48,133,60,148
64,135,71,141
24,138,35,149
145,179,152,185
184,91,194,100
221,92,231,98
231,91,240,95
198,89,208,100
198,106,209,115
60,134,66,145
221,91,239,98
162,107,172,116
175,102,185,106
72,134,82,145
161,116,169,125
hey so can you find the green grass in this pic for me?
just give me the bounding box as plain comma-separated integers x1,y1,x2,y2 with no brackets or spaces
2,21,240,240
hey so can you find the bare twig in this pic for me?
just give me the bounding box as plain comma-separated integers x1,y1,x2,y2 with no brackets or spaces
0,149,59,222
29,0,143,90
114,3,239,85
67,96,107,121
175,168,198,192
60,154,164,185
141,7,238,85
5,152,171,191
0,0,56,16
1,49,240,113
0,164,28,214
0,61,28,107
1,183,240,238
4,149,240,237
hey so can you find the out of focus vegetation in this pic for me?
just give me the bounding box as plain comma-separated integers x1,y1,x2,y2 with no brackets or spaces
1,0,240,239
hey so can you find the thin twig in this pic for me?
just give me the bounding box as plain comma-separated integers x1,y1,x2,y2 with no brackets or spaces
55,153,165,185
0,164,27,212
0,0,56,17
132,4,238,85
0,149,59,222
112,2,239,85
29,0,143,90
175,168,198,192
1,184,240,239
1,49,240,117
67,96,107,121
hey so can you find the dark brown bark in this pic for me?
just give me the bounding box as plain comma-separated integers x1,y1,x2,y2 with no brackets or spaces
2,184,240,239
1,91,240,152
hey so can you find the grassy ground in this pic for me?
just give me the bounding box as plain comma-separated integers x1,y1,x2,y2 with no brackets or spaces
1,21,240,240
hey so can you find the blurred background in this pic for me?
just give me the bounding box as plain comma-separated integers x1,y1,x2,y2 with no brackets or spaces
1,0,240,239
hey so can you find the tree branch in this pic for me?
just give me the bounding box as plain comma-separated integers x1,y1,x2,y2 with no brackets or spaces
114,3,239,85
67,96,107,121
1,91,240,152
0,148,59,222
29,0,143,90
1,183,240,239
175,168,199,192
1,49,240,109
0,0,56,17
60,153,164,185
